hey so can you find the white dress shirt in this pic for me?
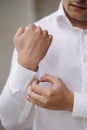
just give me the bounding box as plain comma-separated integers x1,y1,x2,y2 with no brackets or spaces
0,1,87,130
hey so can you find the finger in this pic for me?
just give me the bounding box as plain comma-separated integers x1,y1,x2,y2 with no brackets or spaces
27,87,44,105
31,80,51,95
41,74,57,84
27,96,46,108
35,26,42,35
48,34,53,41
14,27,25,39
42,29,49,38
27,89,56,109
26,24,36,32
45,34,53,47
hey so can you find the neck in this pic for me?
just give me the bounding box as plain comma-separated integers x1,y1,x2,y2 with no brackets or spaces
67,15,87,29
64,9,87,30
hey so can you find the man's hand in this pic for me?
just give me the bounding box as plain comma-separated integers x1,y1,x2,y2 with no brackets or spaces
13,24,53,71
27,74,74,112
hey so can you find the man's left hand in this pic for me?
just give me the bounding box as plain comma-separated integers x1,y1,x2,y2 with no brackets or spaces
27,74,74,112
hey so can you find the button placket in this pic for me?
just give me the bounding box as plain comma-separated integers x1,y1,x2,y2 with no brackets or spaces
82,32,87,62
81,31,87,92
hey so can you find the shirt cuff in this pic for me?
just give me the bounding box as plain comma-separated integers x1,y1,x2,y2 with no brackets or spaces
72,92,87,118
10,63,41,91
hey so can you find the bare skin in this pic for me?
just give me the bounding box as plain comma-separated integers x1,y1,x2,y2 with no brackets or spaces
14,0,87,112
27,74,74,112
63,0,87,29
13,24,53,71
14,24,74,112
26,0,87,112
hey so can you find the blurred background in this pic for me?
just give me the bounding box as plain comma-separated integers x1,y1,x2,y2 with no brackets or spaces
0,0,60,129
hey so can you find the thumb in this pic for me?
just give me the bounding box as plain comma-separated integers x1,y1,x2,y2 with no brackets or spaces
14,27,25,39
41,74,57,84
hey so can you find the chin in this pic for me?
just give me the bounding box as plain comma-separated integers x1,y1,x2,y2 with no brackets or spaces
70,14,86,21
73,17,87,22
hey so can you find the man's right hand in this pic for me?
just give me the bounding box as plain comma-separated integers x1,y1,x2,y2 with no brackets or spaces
13,24,53,71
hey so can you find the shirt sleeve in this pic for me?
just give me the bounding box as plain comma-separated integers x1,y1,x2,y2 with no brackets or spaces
72,92,87,118
0,49,41,130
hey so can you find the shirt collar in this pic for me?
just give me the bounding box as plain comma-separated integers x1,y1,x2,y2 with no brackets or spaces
55,1,73,28
55,1,87,31
55,1,66,19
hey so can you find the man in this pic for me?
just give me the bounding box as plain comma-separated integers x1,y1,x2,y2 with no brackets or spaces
0,0,87,130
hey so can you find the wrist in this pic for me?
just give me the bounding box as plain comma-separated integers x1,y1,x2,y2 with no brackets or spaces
18,59,38,71
65,91,74,112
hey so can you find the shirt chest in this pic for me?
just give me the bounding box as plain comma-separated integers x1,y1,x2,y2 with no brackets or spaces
39,27,87,92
